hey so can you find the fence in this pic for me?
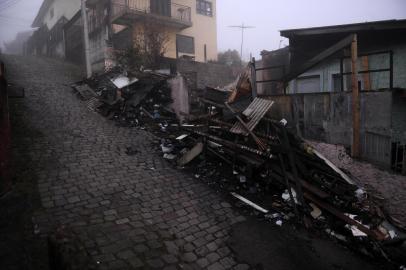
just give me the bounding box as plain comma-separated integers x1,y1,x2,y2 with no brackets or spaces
111,0,191,24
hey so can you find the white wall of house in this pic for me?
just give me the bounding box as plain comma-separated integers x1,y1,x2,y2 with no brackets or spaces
41,0,81,30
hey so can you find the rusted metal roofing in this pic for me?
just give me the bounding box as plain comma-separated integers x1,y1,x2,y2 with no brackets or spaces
230,98,274,136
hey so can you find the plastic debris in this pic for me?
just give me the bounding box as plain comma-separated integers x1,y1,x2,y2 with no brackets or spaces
309,203,322,219
176,134,189,140
163,153,177,160
280,118,288,126
110,75,138,89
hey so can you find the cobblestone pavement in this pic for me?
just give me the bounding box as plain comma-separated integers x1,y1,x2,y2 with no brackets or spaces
4,55,250,270
309,141,406,226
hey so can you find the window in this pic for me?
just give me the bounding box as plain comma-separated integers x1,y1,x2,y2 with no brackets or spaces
176,35,195,54
197,0,213,16
50,7,54,19
332,74,342,92
296,75,320,93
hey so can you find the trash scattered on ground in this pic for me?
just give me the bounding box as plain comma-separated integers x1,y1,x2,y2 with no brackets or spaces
231,192,269,214
72,65,406,267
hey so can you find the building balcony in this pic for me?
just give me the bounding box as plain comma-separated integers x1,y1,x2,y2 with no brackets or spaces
111,0,192,30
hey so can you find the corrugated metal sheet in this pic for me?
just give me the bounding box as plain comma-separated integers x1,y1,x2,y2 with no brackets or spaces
361,131,391,167
230,98,274,135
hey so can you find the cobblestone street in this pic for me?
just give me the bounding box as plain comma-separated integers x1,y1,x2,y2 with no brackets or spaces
3,55,249,270
3,55,405,270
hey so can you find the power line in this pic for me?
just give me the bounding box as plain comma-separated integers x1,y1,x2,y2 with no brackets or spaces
229,23,255,61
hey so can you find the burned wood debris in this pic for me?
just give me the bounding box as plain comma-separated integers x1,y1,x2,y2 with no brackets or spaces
73,66,406,267
71,67,174,128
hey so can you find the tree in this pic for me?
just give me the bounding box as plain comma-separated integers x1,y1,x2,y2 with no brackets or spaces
217,49,243,66
114,17,169,71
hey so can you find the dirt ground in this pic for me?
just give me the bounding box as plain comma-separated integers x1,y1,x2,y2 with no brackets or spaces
309,141,406,227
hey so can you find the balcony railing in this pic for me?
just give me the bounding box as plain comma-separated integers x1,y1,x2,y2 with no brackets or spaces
111,0,191,27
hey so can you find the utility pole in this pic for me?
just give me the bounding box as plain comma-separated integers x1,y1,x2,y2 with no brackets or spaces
81,0,92,78
229,23,255,61
351,34,360,158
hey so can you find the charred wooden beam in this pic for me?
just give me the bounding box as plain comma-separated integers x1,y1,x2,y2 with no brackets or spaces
304,192,386,241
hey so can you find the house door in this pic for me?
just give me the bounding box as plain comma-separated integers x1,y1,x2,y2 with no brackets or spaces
150,0,171,17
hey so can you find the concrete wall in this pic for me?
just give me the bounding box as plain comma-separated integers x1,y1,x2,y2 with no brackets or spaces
169,75,190,119
176,59,235,89
264,90,401,167
89,30,109,72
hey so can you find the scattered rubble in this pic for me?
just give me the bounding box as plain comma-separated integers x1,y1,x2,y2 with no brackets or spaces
72,65,406,268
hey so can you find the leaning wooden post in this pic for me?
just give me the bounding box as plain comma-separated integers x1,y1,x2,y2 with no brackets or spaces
351,34,361,158
250,57,258,98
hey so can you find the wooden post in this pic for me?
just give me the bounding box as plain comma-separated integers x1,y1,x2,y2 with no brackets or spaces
351,34,361,158
0,62,4,77
361,56,371,91
340,58,344,92
251,57,258,98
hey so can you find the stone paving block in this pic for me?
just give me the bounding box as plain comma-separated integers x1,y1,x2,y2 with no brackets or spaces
161,254,178,264
146,258,165,268
4,55,252,270
116,249,135,260
207,252,221,263
182,252,198,263
208,262,226,270
115,218,130,225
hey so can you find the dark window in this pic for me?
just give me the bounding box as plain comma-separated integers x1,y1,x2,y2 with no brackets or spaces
196,0,213,16
150,0,171,17
50,8,54,19
176,35,195,54
332,74,342,91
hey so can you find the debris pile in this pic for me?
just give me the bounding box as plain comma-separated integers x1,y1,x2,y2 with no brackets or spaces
73,66,406,266
72,68,174,129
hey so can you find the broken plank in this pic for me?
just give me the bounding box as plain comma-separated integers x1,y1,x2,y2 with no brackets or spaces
178,142,204,166
311,149,355,185
231,192,269,214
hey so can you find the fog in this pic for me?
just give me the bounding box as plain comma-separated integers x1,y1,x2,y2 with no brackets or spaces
1,0,406,58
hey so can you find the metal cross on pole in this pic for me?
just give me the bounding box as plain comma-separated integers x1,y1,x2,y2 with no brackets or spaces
229,23,255,61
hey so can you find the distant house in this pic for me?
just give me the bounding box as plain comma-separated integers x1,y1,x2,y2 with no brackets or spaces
62,0,218,72
259,19,406,95
258,20,406,174
28,0,81,57
3,30,34,55
29,0,218,72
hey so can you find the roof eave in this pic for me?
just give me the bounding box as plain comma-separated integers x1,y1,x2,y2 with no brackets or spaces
280,19,406,38
31,0,54,28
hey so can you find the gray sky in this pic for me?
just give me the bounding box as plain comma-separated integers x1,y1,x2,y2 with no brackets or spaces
1,0,406,58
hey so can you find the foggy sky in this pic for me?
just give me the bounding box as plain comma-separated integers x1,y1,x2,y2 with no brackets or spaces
1,0,406,59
